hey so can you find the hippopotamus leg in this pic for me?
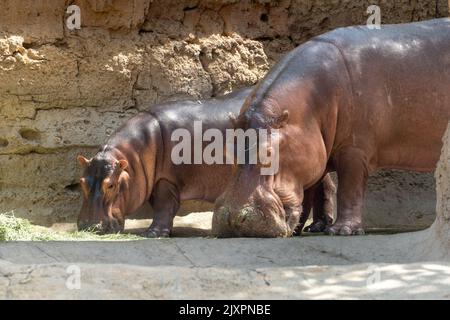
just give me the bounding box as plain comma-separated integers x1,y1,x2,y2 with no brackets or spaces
325,148,367,236
305,174,335,233
295,187,315,235
144,179,180,238
295,174,335,235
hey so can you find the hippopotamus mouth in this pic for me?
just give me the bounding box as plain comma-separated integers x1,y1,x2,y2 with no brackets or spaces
77,216,124,234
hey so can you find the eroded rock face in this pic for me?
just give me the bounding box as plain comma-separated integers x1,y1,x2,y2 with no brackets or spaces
424,122,450,258
0,0,447,225
436,124,450,223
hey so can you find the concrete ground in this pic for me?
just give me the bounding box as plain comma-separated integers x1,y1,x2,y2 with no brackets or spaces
1,212,449,299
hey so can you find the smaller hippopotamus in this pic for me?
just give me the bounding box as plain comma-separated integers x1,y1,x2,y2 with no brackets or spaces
77,87,334,236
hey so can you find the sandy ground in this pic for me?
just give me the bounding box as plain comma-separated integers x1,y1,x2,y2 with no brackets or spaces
1,212,449,299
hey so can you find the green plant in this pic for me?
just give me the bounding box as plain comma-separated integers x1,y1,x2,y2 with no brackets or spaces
0,212,146,241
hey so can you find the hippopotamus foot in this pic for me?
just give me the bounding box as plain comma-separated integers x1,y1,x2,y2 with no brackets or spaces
146,180,179,238
143,227,171,238
293,223,305,236
324,222,364,236
304,220,330,233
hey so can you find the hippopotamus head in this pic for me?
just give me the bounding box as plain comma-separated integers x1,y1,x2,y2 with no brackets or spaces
76,153,129,234
213,102,301,237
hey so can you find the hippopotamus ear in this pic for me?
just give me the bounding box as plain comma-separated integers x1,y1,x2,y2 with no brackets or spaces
117,159,128,171
274,110,289,128
77,155,90,168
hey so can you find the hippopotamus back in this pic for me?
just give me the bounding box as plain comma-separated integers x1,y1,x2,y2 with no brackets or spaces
316,18,450,169
146,87,253,202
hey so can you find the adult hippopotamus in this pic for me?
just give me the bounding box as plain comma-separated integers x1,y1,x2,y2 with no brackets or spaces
213,18,450,237
76,87,334,236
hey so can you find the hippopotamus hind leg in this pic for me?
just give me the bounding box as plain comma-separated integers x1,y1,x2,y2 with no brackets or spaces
296,174,335,235
295,188,315,235
325,148,367,236
144,179,180,238
305,174,335,233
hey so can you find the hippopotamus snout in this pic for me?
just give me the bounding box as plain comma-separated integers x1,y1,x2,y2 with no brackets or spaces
77,218,123,234
213,201,291,238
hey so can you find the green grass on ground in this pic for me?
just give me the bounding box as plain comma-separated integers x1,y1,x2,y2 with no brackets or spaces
0,212,145,241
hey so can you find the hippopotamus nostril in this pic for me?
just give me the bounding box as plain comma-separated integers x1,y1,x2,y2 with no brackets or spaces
238,206,254,224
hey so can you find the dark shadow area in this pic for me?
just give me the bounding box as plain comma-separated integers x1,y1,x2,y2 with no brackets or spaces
126,226,211,238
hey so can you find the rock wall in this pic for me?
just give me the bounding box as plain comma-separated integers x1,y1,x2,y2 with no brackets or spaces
0,0,447,225
421,122,450,259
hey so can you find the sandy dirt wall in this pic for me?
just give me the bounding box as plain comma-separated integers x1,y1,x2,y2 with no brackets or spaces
0,0,447,226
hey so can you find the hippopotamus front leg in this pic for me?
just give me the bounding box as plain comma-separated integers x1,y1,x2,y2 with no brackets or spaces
144,179,180,238
325,148,367,236
296,174,335,235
